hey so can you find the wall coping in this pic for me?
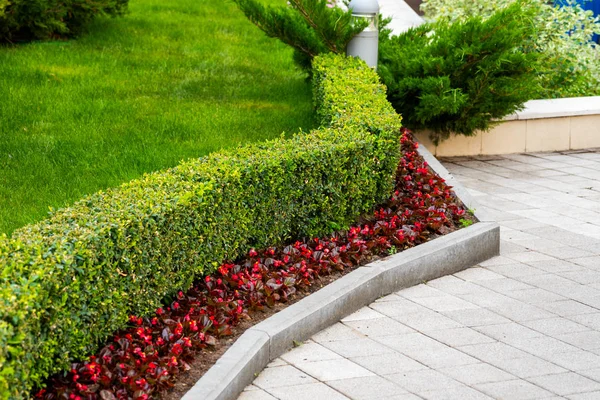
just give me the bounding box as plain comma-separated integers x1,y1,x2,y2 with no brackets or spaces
504,96,600,121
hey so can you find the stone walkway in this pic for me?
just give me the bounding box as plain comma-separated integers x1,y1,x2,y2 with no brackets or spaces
238,150,600,400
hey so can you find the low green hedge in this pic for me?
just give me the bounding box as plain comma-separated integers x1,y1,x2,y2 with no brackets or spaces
0,54,402,399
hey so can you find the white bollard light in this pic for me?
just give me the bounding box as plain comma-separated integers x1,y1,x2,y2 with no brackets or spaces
346,0,379,69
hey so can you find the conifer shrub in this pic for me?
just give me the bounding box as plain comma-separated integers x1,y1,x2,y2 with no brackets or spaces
420,0,600,98
231,0,366,71
0,54,401,399
377,1,540,143
0,0,128,42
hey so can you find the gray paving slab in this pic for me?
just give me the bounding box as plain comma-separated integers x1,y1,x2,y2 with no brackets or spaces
238,149,600,398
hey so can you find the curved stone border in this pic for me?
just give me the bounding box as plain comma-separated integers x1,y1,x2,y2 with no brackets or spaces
182,146,499,400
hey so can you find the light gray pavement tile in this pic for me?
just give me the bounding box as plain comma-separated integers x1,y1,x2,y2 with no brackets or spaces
537,246,595,260
488,355,567,378
396,284,446,299
343,317,414,337
500,219,549,230
457,289,517,308
579,367,600,381
380,394,423,400
542,350,600,371
375,293,404,302
500,240,529,254
293,359,375,381
568,392,600,400
386,369,464,393
536,300,599,316
350,352,426,376
438,362,516,387
266,383,350,400
505,251,557,263
426,277,492,296
424,327,496,347
522,317,591,336
505,288,567,305
488,301,563,322
326,376,408,400
238,390,278,400
312,322,365,343
408,295,479,312
474,379,555,400
442,307,512,327
554,330,600,351
244,385,261,391
570,256,600,269
341,306,387,322
420,385,494,400
499,336,580,358
253,365,317,389
525,259,585,273
369,299,431,317
267,358,287,368
528,372,600,396
559,270,600,285
485,263,543,278
322,337,396,358
479,256,521,267
280,341,342,364
570,313,600,330
473,277,536,293
390,309,464,331
458,342,532,362
454,267,506,281
474,323,543,341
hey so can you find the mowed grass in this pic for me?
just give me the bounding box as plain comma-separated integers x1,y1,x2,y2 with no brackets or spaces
0,0,315,235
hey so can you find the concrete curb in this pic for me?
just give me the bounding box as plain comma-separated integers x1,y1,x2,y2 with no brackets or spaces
183,222,499,400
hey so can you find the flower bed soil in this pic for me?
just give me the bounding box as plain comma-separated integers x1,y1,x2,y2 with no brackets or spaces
34,130,472,400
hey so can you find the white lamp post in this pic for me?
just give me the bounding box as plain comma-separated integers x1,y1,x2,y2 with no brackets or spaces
346,0,379,69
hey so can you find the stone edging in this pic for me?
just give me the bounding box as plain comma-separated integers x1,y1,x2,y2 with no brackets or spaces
181,147,500,400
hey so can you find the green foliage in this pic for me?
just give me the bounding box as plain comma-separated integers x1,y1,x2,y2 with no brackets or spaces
0,0,128,41
378,1,540,143
0,54,402,398
231,0,367,71
420,0,600,98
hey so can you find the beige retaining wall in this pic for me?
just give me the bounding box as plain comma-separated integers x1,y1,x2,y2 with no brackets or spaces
415,96,600,157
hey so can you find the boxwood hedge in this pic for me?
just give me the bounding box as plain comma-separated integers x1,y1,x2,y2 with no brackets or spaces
0,54,402,399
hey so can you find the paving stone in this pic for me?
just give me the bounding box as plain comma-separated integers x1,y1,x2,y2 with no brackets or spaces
570,313,600,330
293,359,374,382
266,358,287,368
474,323,543,342
473,278,536,293
386,369,464,393
442,307,511,327
479,256,517,267
485,263,543,278
458,342,531,362
326,376,408,400
396,284,446,299
350,352,426,376
578,367,600,381
559,270,600,285
500,336,580,358
426,277,492,296
391,309,464,331
341,306,387,322
488,301,558,322
266,383,350,400
568,392,600,400
312,322,365,343
253,365,317,389
408,295,479,312
488,355,567,378
420,385,494,400
343,317,414,337
542,350,600,371
522,317,590,336
425,327,495,347
438,362,516,386
454,267,505,281
369,299,430,317
505,251,557,263
238,390,278,400
537,246,595,260
280,341,342,364
321,337,395,358
474,379,555,400
536,300,599,316
525,259,585,273
554,330,600,351
504,288,567,305
528,372,600,396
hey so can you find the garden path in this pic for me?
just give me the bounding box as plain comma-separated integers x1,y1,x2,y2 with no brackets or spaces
238,150,600,399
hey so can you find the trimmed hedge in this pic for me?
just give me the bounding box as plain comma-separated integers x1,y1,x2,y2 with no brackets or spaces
0,0,128,42
0,53,402,399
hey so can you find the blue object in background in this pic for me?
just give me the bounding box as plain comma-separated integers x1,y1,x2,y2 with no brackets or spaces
555,0,600,43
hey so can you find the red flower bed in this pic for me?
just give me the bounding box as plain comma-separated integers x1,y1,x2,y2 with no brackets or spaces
35,130,468,400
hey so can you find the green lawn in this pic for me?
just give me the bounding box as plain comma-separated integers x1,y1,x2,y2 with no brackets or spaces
0,0,315,235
